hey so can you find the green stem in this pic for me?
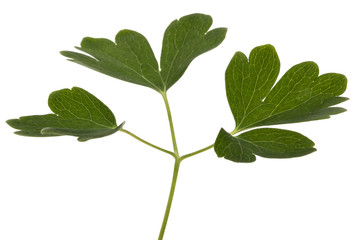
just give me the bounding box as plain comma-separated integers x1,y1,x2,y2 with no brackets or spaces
180,144,214,161
157,91,181,239
162,92,179,157
121,92,231,238
120,128,175,158
158,159,181,240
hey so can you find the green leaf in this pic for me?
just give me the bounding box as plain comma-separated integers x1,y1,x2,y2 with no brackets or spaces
7,87,123,141
61,13,226,92
61,30,164,92
214,128,316,163
215,44,347,162
160,13,227,89
225,44,348,132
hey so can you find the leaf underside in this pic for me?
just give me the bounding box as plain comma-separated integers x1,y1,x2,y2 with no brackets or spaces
7,87,123,141
215,44,348,162
60,13,227,92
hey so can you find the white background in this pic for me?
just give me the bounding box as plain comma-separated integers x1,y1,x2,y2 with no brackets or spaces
0,0,359,239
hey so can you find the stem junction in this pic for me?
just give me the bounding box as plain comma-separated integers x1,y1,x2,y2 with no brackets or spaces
120,91,219,240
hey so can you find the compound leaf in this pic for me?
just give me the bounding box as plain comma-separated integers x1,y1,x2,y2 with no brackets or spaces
61,13,226,93
7,87,123,141
160,13,227,89
215,44,347,162
214,128,316,163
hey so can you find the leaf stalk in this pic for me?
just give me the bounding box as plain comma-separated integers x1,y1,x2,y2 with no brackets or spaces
179,144,214,161
162,92,180,157
120,128,175,158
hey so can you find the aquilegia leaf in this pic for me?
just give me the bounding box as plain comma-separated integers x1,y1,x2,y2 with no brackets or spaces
160,13,227,90
7,87,124,141
61,13,226,93
215,44,347,162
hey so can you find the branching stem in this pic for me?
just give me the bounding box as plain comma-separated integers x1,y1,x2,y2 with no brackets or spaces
123,92,217,239
157,92,182,239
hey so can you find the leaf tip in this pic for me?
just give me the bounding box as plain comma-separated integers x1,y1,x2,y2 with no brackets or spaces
6,118,22,130
252,44,276,52
262,43,275,49
6,119,15,126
